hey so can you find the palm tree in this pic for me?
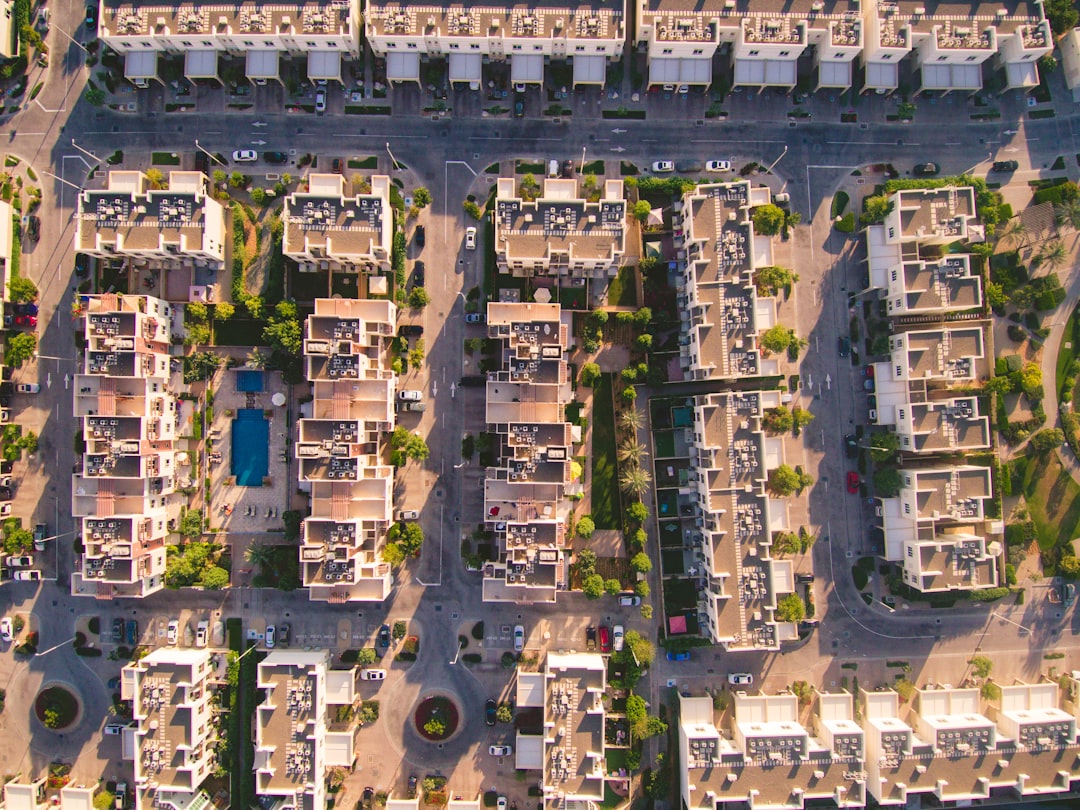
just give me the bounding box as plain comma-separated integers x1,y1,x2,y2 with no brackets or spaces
244,542,275,570
245,349,267,369
1054,199,1080,235
619,408,644,432
617,440,649,466
1040,240,1068,272
619,465,653,500
997,217,1028,250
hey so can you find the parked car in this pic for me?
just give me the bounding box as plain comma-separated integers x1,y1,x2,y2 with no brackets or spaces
406,777,417,799
675,160,703,173
114,783,127,810
360,668,386,681
513,95,525,118
612,625,624,652
33,522,46,550
399,401,426,413
585,625,596,650
598,625,612,653
414,225,425,248
112,618,124,643
17,383,39,394
465,227,477,250
0,617,12,642
13,315,36,328
85,4,97,28
104,724,127,736
465,313,484,324
264,151,289,164
278,622,290,647
728,673,754,686
24,216,39,242
378,624,391,648
666,650,690,661
485,698,497,726
13,570,40,581
847,471,860,494
232,150,257,162
844,434,858,458
561,160,574,179
397,510,419,521
514,624,525,652
167,619,179,645
705,160,732,172
75,254,90,278
399,325,424,338
5,555,32,567
125,619,138,645
212,621,225,647
651,160,674,173
411,261,425,288
489,745,513,756
991,160,1019,173
618,595,641,607
331,158,343,174
195,620,208,648
795,573,815,584
913,162,939,177
497,798,507,810
399,390,423,401
838,336,850,357
864,377,876,392
362,788,375,810
315,89,327,113
265,624,276,648
1066,583,1077,606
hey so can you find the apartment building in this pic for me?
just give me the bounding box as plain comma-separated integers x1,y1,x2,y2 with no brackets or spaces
0,784,97,810
71,294,180,600
879,466,999,593
97,0,361,87
515,653,610,808
493,177,627,280
365,0,625,88
253,651,361,810
283,174,392,274
678,682,1080,810
677,181,779,383
685,391,801,649
636,0,863,91
873,394,991,452
120,648,218,810
1060,27,1080,102
861,0,1051,95
482,302,573,604
883,326,984,385
298,298,397,603
76,171,225,268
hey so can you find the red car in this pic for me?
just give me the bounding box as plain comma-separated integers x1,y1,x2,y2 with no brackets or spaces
13,315,36,328
846,471,860,494
865,365,875,380
598,625,612,653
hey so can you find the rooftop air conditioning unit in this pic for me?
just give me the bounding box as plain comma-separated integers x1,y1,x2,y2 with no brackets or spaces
724,0,736,8
914,6,925,13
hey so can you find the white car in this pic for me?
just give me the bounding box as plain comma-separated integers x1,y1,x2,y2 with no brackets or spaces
360,668,386,681
397,510,419,521
705,160,732,172
612,624,624,652
104,723,126,736
167,619,179,645
399,390,423,402
13,570,40,581
266,624,276,648
465,227,477,250
513,624,525,652
16,383,39,393
497,798,507,810
232,150,258,163
6,555,33,567
315,88,326,113
618,595,641,607
489,745,513,756
195,620,209,648
651,161,674,173
728,673,753,686
0,617,12,642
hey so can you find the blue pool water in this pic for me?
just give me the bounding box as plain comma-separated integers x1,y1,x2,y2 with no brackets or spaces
231,409,269,486
672,406,693,428
236,370,265,392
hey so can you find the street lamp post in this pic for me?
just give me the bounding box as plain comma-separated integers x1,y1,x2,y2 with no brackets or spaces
765,145,789,175
52,26,88,54
194,140,226,167
36,636,78,656
579,146,587,175
70,139,100,166
386,142,401,171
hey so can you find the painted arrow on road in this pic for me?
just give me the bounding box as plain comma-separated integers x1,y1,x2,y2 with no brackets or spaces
252,121,268,127
450,382,456,399
251,140,267,146
825,373,831,390
432,380,438,398
1003,129,1018,136
610,147,626,153
612,128,627,134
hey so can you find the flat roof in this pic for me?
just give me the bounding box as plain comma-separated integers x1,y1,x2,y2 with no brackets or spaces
101,0,356,40
366,1,624,41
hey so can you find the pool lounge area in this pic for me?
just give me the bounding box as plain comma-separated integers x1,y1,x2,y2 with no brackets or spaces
232,408,270,487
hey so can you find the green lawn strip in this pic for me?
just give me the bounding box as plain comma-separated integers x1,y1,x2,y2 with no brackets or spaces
214,318,269,347
347,156,378,170
606,265,637,308
1056,301,1080,398
1015,451,1080,552
590,373,620,529
9,215,20,281
151,151,181,166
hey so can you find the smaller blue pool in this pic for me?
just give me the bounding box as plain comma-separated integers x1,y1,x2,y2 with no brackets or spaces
236,370,265,393
672,406,694,428
232,409,269,487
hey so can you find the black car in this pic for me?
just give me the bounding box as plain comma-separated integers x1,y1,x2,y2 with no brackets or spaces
844,434,858,458
25,216,39,242
125,619,138,646
513,95,525,118
85,4,97,28
331,158,343,174
361,788,374,810
112,618,124,643
485,698,497,726
412,261,425,288
278,622,290,647
992,160,1019,173
838,336,850,358
415,225,425,248
795,573,815,584
407,776,417,799
913,162,939,177
74,254,90,278
14,303,38,316
561,160,574,179
0,486,14,501
675,160,704,174
399,325,424,338
585,625,597,650
460,375,486,387
377,624,391,648
264,151,289,165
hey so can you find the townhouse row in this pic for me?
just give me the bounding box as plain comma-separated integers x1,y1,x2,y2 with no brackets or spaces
94,0,1051,96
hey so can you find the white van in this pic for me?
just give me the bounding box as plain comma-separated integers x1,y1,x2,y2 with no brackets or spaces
548,159,558,178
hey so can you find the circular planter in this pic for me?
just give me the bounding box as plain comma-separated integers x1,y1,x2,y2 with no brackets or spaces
413,693,460,742
34,683,82,731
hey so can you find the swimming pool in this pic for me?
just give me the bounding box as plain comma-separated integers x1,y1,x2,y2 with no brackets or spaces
236,370,265,393
231,408,269,487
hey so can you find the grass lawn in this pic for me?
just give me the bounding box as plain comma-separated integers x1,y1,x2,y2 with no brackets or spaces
582,159,605,175
151,151,181,165
347,156,378,169
558,285,587,310
1012,450,1080,552
663,577,698,619
590,374,621,529
214,318,269,347
1056,301,1080,399
606,266,638,308
290,266,329,302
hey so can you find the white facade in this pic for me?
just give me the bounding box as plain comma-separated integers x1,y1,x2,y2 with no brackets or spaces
284,174,392,273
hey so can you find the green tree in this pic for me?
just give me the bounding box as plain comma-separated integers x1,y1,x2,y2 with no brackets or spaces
408,338,426,369
408,287,431,309
463,200,483,220
969,655,993,679
43,707,61,728
576,549,598,576
1047,0,1079,33
1039,240,1068,272
1019,362,1044,400
579,362,601,386
869,432,900,462
244,542,275,569
213,302,235,320
619,465,652,499
1059,555,1080,578
634,580,650,598
753,265,798,296
625,630,654,665
1054,199,1080,234
634,307,652,327
213,170,227,185
630,552,652,574
199,566,230,590
357,648,377,665
582,573,605,599
8,276,38,303
752,204,785,235
263,302,302,355
761,324,794,354
85,84,105,106
228,171,246,189
1030,428,1065,452
635,333,653,351
3,527,32,555
4,332,36,368
630,528,647,548
763,406,794,433
186,301,208,323
180,509,204,540
873,466,902,497
382,543,406,566
424,719,446,737
604,578,622,596
144,168,167,190
861,194,893,225
984,375,1014,395
792,406,815,429
93,793,115,810
404,434,430,461
496,703,513,723
986,281,1008,310
776,593,805,623
617,440,648,466
576,516,595,539
627,501,649,524
251,188,267,205
997,217,1028,249
767,464,802,496
621,386,638,404
632,200,652,223
413,187,432,208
